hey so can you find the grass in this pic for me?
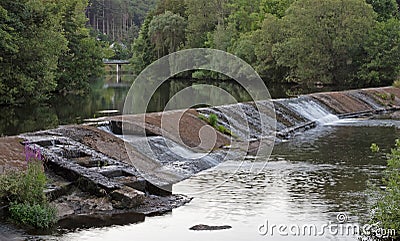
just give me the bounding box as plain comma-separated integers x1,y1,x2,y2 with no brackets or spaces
393,80,400,88
198,114,235,137
0,144,57,228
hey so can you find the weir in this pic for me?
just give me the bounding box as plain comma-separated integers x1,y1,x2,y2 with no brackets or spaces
6,86,400,228
195,87,400,139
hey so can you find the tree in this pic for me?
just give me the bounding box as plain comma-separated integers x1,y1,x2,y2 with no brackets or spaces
358,18,400,86
86,0,157,43
226,0,262,32
56,0,104,94
148,11,186,58
274,0,376,85
185,0,221,47
366,0,398,21
371,140,400,239
255,14,288,82
0,0,67,104
155,0,187,17
0,6,16,62
130,13,157,75
207,23,237,51
259,0,296,18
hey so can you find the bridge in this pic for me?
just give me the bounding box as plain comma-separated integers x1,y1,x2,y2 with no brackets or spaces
103,59,130,82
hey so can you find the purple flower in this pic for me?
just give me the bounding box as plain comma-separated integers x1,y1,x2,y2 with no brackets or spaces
24,142,42,163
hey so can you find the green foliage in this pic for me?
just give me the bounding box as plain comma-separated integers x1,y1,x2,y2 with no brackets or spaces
130,14,157,75
208,114,218,127
148,11,186,57
260,0,296,18
275,0,376,85
110,42,131,60
130,0,400,88
253,14,288,82
198,114,208,122
198,113,235,136
0,0,105,105
185,0,221,48
217,124,234,136
0,161,47,205
207,23,237,51
375,92,392,101
371,143,380,152
370,139,400,239
226,0,262,32
155,0,187,17
9,202,57,229
86,0,157,44
56,0,105,95
366,0,399,21
0,160,57,228
393,80,400,88
358,18,400,86
0,0,68,104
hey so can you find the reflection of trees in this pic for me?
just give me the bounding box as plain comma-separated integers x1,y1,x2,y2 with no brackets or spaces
1,75,359,136
0,105,58,136
273,126,398,219
52,77,130,124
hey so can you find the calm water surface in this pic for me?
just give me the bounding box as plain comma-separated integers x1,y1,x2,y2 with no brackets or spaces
60,123,399,241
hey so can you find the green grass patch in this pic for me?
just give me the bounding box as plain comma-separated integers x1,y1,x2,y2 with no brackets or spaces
0,158,57,228
198,114,236,137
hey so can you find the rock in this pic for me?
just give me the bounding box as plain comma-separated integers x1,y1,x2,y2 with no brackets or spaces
55,203,75,218
110,186,145,209
0,137,26,174
189,224,232,231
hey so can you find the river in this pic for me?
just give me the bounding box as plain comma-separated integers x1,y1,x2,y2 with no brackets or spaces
1,75,397,241
59,122,398,241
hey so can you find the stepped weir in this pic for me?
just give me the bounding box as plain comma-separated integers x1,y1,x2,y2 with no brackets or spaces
13,86,400,227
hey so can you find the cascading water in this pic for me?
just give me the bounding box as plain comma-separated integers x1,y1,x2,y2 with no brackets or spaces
119,134,226,181
104,88,396,185
198,102,276,140
198,96,341,141
280,97,340,125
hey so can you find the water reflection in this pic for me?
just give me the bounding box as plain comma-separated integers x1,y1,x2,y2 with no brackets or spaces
0,74,360,136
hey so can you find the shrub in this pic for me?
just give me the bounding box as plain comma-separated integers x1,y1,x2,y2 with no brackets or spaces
9,202,57,229
0,143,57,228
369,140,400,240
198,113,236,137
393,80,400,88
0,161,46,205
208,114,218,127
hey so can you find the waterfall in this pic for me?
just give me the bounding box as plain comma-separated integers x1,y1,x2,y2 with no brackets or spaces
282,97,340,125
106,87,397,185
198,96,340,141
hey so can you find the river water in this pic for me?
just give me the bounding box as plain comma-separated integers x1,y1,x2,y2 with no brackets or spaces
60,123,399,241
2,75,397,240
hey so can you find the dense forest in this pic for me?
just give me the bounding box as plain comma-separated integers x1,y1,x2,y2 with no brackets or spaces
0,0,106,105
86,0,156,44
1,0,400,105
131,0,400,87
0,0,155,105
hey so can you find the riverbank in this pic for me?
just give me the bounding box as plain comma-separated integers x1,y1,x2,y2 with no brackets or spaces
0,126,193,239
